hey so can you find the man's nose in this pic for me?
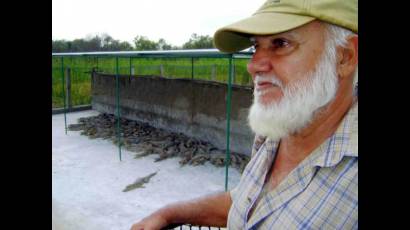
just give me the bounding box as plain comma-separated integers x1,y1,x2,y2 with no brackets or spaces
247,49,273,77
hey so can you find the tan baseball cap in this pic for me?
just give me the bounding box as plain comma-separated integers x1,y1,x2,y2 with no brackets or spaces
214,0,358,53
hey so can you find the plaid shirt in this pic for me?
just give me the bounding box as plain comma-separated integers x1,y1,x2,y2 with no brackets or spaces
227,100,358,229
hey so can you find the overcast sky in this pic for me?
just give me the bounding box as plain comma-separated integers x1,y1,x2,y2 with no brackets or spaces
52,0,266,46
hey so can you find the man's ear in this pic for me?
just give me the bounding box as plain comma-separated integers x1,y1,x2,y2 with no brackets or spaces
336,35,358,79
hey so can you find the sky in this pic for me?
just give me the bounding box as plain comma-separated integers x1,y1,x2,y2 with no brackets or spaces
52,0,266,47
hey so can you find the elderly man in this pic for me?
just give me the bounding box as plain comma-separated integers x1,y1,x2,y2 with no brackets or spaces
131,0,358,229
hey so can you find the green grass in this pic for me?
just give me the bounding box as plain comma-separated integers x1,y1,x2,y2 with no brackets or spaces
52,56,252,108
52,67,92,108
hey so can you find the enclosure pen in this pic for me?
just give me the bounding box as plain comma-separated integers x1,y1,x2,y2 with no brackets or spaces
52,49,253,191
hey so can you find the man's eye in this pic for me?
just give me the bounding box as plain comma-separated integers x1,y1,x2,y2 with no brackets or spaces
272,38,290,48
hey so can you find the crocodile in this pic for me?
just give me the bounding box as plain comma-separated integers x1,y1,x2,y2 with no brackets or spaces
122,171,158,192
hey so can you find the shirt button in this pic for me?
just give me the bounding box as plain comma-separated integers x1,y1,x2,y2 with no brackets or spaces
247,197,252,203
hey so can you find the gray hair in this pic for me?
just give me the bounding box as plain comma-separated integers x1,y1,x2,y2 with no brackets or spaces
324,23,358,90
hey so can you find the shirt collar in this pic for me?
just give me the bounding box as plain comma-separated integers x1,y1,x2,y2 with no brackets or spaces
310,99,358,168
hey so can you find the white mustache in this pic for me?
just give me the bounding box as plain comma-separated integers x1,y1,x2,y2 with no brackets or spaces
254,75,284,89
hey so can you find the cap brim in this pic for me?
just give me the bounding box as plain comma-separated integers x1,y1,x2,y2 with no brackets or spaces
214,12,316,53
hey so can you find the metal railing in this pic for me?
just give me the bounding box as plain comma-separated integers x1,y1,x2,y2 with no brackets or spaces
164,224,223,229
52,49,253,191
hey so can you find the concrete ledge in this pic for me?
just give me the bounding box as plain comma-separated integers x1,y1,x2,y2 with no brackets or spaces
52,105,92,115
91,73,255,155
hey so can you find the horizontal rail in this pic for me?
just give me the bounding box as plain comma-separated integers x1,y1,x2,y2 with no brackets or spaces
52,49,253,59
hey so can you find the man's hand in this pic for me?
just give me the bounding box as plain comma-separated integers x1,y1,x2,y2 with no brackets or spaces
130,212,168,230
130,192,232,230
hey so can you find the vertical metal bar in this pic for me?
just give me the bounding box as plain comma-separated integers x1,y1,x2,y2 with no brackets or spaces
232,64,236,84
225,55,233,191
160,64,164,77
61,57,67,135
211,64,216,81
129,57,132,76
65,67,72,111
116,56,122,161
191,57,194,80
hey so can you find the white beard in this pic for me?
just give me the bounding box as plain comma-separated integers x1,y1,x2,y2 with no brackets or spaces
248,43,339,141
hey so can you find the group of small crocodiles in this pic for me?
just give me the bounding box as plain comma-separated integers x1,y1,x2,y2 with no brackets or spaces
68,113,250,192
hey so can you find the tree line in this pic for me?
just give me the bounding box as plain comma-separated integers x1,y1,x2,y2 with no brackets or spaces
52,33,214,52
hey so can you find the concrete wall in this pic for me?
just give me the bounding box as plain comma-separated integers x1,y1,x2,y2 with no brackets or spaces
91,72,254,155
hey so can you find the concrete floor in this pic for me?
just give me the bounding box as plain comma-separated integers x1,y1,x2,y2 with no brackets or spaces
52,110,241,230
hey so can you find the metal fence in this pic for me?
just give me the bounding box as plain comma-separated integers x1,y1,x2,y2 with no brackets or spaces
165,224,223,229
51,49,253,191
52,49,253,109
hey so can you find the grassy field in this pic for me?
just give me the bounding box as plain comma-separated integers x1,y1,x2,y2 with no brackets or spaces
52,56,252,108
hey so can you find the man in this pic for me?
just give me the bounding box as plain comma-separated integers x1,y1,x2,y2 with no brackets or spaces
131,0,358,229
